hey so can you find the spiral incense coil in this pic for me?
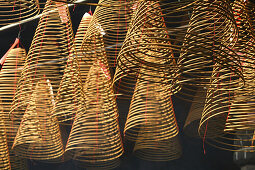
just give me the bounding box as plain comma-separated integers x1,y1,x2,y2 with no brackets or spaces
0,116,11,170
198,63,255,151
74,12,92,83
124,64,180,161
0,0,40,26
0,48,25,146
12,79,64,161
114,0,182,99
176,0,243,101
53,55,86,124
65,60,123,169
0,47,28,169
184,88,206,137
10,0,74,123
81,0,132,68
81,18,111,80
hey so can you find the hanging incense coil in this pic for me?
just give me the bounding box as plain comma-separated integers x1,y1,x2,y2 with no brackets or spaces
0,0,40,26
0,48,25,146
0,47,28,169
74,12,92,83
65,60,123,169
114,0,182,98
184,87,206,137
81,0,133,69
176,0,243,101
10,0,74,124
12,79,64,161
198,0,255,151
198,63,254,151
0,112,11,170
245,0,255,39
124,64,181,161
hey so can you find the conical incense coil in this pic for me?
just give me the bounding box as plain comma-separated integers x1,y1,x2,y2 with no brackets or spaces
81,0,133,68
0,0,40,26
0,112,11,170
65,60,123,169
198,62,254,151
10,0,74,123
53,54,86,123
176,0,243,102
80,18,111,81
74,12,92,83
184,88,206,137
12,79,64,160
0,48,25,146
114,1,181,98
124,64,180,161
0,47,28,169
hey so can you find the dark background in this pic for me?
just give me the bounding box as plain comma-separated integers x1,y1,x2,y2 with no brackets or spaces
0,2,243,170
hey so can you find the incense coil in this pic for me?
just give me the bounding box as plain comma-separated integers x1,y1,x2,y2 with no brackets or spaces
198,63,254,151
124,66,181,161
0,48,25,146
0,47,28,169
0,0,40,26
114,0,182,98
74,12,92,83
245,0,255,39
53,54,86,123
65,60,123,168
176,0,243,101
10,0,74,123
81,0,133,68
198,0,255,151
0,115,11,170
12,79,64,161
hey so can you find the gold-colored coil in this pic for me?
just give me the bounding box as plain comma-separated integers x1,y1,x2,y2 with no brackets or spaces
198,0,255,152
10,0,74,124
74,12,92,83
0,112,11,170
65,59,123,168
0,0,40,26
0,47,28,169
81,0,133,69
114,0,182,98
176,0,243,101
124,59,181,161
12,79,64,161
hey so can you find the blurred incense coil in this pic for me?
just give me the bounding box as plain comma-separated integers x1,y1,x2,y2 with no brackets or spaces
0,0,40,26
198,64,254,151
65,60,123,168
10,0,74,123
12,79,64,161
81,0,133,69
124,64,181,161
245,0,255,39
74,12,92,83
176,0,244,101
114,1,182,98
0,47,28,169
198,0,255,151
183,87,206,137
0,114,11,170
